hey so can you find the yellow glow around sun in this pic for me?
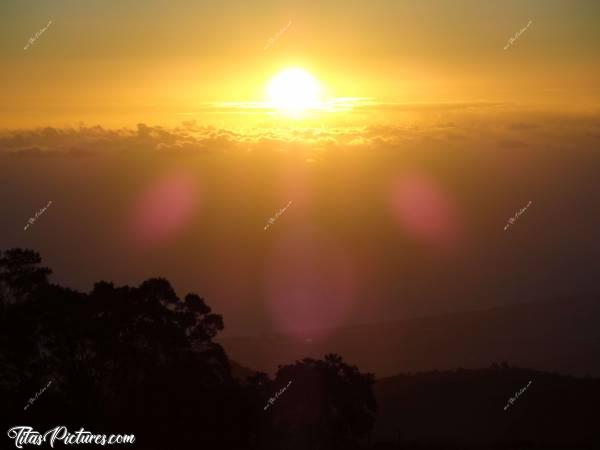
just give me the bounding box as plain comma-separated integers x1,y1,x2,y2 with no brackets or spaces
266,68,322,114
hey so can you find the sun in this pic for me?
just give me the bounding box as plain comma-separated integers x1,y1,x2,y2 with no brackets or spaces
266,68,322,115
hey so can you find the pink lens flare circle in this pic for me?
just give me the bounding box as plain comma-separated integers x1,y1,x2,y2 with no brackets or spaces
128,173,199,246
265,225,357,337
388,173,462,249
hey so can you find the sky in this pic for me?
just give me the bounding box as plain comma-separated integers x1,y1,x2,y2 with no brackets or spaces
1,0,600,337
1,0,600,128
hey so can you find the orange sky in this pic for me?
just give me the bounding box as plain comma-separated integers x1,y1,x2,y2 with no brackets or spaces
1,0,600,128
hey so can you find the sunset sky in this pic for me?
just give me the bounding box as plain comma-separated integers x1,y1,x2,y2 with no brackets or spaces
3,6,600,450
1,0,600,128
2,0,600,338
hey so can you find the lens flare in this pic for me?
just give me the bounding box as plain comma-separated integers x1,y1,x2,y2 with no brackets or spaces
264,225,357,337
388,173,462,250
128,172,199,247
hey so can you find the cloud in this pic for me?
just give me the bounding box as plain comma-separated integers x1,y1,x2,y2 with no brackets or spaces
1,109,600,158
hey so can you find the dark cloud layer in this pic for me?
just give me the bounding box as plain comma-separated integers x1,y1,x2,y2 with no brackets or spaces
2,107,600,158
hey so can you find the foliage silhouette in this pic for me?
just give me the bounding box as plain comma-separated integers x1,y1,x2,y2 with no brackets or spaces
256,354,377,450
0,248,377,450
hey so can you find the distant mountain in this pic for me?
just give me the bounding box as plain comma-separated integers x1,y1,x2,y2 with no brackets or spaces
218,295,600,378
373,367,600,447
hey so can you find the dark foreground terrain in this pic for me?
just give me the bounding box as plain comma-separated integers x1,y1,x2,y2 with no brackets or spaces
1,248,598,450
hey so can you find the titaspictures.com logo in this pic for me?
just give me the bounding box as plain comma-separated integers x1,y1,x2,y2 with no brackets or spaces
7,426,135,448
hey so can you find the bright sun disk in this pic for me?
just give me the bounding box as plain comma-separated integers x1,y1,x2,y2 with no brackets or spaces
266,68,322,114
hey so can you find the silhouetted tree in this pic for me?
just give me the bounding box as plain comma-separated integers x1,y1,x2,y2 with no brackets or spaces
0,248,51,307
0,248,239,449
0,248,382,450
261,353,377,450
